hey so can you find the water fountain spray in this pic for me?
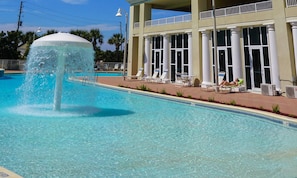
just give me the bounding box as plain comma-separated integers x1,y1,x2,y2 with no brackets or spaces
25,32,94,111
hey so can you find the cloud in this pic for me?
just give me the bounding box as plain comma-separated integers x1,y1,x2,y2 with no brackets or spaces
61,0,88,5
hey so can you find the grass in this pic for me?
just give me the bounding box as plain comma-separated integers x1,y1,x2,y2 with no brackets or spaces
176,90,183,97
136,84,151,91
160,88,167,94
272,104,280,114
229,100,236,106
208,96,215,102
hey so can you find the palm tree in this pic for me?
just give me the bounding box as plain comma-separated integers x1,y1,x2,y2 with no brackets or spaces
108,33,124,52
89,29,103,49
108,33,124,62
70,30,90,40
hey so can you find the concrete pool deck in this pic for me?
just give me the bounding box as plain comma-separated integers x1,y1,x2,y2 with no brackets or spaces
4,70,297,118
0,167,22,178
96,76,297,119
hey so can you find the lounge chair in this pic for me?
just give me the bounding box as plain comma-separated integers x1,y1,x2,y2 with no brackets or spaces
229,78,246,92
152,70,170,83
218,72,226,85
202,72,226,92
219,78,246,93
113,63,120,71
127,68,143,80
120,64,125,71
175,72,191,86
145,69,159,82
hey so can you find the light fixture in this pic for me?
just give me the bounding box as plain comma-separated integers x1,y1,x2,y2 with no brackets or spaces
116,8,122,17
116,8,128,80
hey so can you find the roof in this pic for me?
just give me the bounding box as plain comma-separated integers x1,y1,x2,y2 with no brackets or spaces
126,0,191,12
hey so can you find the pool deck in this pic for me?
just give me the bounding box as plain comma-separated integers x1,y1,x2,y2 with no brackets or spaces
96,76,297,119
4,70,297,118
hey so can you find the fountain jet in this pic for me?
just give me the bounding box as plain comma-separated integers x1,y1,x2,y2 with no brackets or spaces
26,32,94,111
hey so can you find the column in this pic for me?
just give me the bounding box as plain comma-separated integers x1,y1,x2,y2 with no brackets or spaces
230,27,242,79
144,36,151,77
187,32,193,76
162,34,169,73
267,24,281,91
291,22,297,76
201,30,212,87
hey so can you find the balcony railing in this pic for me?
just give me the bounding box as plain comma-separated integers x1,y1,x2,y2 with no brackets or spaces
143,14,191,27
200,1,272,19
287,0,297,7
134,22,140,28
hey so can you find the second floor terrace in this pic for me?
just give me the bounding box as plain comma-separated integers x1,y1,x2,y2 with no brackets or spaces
132,0,297,29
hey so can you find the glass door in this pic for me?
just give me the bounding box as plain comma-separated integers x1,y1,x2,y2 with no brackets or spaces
217,47,230,81
176,50,182,74
250,47,264,91
152,49,163,75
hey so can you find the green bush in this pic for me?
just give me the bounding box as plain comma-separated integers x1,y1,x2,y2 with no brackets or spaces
229,100,236,105
176,91,183,97
137,84,151,91
272,104,280,114
160,88,167,94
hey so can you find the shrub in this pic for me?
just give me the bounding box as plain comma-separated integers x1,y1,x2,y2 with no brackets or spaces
229,100,236,106
160,88,167,94
176,90,183,97
208,96,215,102
272,104,280,114
137,84,151,91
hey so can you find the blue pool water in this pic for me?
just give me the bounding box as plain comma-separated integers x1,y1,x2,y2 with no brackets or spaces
1,74,297,177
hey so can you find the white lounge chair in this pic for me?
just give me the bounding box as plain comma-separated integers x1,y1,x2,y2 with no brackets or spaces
218,72,226,85
120,63,125,71
145,69,159,82
219,78,246,93
113,63,120,71
175,72,191,86
127,68,143,80
153,70,170,83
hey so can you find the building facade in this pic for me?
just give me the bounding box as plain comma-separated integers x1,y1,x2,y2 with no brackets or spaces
125,0,297,93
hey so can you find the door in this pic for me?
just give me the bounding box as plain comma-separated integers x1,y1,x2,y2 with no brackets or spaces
152,49,163,75
249,47,266,91
217,47,230,81
170,49,184,81
176,50,183,74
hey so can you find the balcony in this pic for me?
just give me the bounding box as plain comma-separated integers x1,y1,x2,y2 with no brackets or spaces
133,14,191,28
287,0,297,7
200,1,272,19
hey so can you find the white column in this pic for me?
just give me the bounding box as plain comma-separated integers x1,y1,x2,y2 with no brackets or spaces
163,34,169,73
267,24,281,91
187,32,193,76
230,27,242,79
201,30,212,87
291,22,297,76
144,36,151,77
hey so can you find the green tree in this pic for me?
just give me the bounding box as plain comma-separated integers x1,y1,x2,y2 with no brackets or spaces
0,31,21,59
108,33,124,52
108,33,124,62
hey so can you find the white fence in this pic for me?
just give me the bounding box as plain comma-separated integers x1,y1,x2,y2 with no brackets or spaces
200,1,272,19
0,59,26,70
287,0,297,7
144,14,191,27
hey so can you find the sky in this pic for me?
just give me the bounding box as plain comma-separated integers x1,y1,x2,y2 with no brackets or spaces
0,0,187,50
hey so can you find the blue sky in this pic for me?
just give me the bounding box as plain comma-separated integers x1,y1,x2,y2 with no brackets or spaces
0,0,186,50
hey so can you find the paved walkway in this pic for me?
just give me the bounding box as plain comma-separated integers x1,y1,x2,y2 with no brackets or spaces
96,76,297,118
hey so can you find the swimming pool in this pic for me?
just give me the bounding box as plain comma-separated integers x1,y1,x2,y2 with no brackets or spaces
1,74,297,177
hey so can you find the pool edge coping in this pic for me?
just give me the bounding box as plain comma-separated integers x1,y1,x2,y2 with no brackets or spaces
78,79,297,127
